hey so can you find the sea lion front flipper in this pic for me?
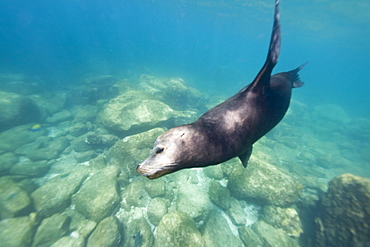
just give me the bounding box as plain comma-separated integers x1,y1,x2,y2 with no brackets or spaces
239,146,253,168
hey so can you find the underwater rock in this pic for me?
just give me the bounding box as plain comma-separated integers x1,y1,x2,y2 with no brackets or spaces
155,211,204,247
85,134,102,145
0,214,38,247
0,177,32,219
145,179,166,198
31,213,71,247
69,123,88,137
17,179,39,195
252,220,299,247
105,127,166,178
75,219,97,238
147,197,168,226
139,74,208,112
86,216,121,247
46,109,73,124
315,173,370,247
100,134,120,147
203,165,224,180
122,217,154,247
72,166,120,222
74,150,97,163
261,206,303,238
0,91,41,131
29,92,68,120
50,236,85,247
0,152,18,174
238,225,264,247
208,180,231,210
73,75,119,104
96,90,197,135
72,105,98,123
176,183,212,222
226,198,246,226
124,179,150,208
31,167,89,218
9,160,51,177
71,133,94,152
0,124,45,153
26,136,69,161
227,158,299,207
201,211,243,247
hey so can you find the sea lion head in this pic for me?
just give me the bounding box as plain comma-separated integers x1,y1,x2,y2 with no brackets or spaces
137,126,192,179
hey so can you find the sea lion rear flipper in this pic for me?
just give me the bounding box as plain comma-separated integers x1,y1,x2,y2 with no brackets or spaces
290,63,307,88
249,0,280,92
239,146,253,168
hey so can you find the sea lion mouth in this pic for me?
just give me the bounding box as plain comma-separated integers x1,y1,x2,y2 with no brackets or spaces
136,163,179,179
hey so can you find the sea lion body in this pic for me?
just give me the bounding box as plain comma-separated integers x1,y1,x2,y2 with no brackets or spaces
137,0,305,179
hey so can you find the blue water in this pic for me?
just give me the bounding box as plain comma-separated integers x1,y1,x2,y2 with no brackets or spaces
1,1,369,246
1,0,369,117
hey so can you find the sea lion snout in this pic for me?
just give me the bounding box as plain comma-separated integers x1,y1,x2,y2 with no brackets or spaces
136,159,178,179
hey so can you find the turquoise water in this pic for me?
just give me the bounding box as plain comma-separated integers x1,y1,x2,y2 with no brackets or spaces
0,0,369,246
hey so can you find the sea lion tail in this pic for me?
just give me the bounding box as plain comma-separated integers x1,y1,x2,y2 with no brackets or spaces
289,62,307,88
250,0,280,91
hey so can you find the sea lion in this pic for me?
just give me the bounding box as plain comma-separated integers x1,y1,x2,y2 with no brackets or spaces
137,0,305,179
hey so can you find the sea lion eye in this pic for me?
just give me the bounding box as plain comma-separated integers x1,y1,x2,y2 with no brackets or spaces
155,147,164,154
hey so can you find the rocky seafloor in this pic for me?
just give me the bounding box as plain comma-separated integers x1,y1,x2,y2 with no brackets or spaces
0,73,369,247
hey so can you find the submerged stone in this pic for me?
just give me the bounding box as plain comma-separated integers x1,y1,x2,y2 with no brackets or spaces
155,211,204,247
9,160,51,177
121,217,154,247
97,90,197,135
0,152,18,174
124,179,150,208
145,179,166,198
72,166,120,222
46,109,73,124
31,167,89,218
0,214,38,247
0,91,40,131
31,213,70,247
0,124,44,153
139,74,208,112
147,197,168,226
228,159,299,207
315,173,370,247
26,137,69,161
261,206,303,237
208,180,231,210
238,225,264,247
0,177,32,219
201,211,243,247
252,220,299,247
226,198,246,226
87,216,121,247
176,183,212,222
69,123,88,137
50,236,85,247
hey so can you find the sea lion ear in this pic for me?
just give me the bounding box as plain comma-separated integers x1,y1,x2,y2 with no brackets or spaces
238,146,253,168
